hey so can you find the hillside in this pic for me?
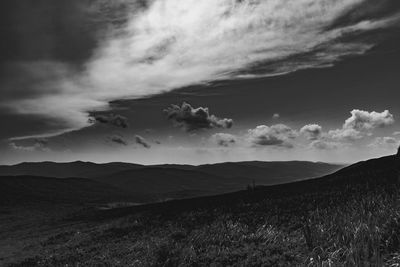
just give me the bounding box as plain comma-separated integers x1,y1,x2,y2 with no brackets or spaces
0,161,343,203
1,154,399,266
95,167,251,200
0,161,143,179
0,176,144,205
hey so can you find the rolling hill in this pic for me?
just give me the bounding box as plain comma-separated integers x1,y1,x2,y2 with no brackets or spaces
0,176,144,205
0,161,143,179
2,153,399,266
0,160,344,203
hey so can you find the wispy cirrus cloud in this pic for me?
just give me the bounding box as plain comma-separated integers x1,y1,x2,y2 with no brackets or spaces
1,0,399,139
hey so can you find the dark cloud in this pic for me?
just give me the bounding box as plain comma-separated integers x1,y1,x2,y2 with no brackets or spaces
0,0,140,65
247,124,297,148
135,135,151,149
110,135,127,146
164,102,233,132
89,114,129,128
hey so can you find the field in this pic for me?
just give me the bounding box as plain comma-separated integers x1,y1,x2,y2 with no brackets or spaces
1,155,399,266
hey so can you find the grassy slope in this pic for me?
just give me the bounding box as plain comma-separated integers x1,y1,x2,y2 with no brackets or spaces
3,156,400,266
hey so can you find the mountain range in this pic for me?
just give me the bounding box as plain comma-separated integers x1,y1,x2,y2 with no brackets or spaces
0,161,343,204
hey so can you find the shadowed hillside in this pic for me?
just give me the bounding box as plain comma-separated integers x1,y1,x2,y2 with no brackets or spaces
1,153,399,266
0,176,145,205
0,161,143,179
0,161,343,202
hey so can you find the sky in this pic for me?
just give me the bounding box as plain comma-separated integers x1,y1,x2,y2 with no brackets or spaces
0,0,400,165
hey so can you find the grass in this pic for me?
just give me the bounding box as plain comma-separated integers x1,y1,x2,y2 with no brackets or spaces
5,177,399,266
3,155,400,266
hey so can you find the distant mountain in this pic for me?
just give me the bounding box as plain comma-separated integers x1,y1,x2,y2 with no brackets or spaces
98,154,399,216
0,161,143,179
0,160,344,203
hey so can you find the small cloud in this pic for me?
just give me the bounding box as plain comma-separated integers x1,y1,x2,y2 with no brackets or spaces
300,124,322,141
272,113,280,119
110,135,127,146
89,114,129,128
135,135,151,149
247,124,297,148
164,102,233,132
393,131,400,136
211,133,237,147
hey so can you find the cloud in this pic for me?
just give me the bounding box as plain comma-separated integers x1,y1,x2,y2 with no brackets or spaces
89,114,129,128
164,102,233,132
369,136,399,149
135,135,151,149
300,124,323,140
327,128,364,142
309,140,339,150
272,113,280,119
9,138,50,152
300,109,396,149
328,109,395,141
110,135,127,146
247,124,297,148
211,133,237,147
2,0,399,139
343,109,394,131
393,131,400,136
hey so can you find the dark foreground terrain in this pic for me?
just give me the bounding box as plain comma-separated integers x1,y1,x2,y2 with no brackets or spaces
1,155,399,266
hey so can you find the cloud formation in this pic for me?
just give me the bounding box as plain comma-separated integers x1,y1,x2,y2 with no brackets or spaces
300,124,323,141
89,114,129,128
9,138,49,152
110,135,127,146
344,109,394,131
1,0,399,139
309,140,339,150
211,133,237,147
247,124,297,148
164,102,233,132
328,110,395,141
135,135,151,149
